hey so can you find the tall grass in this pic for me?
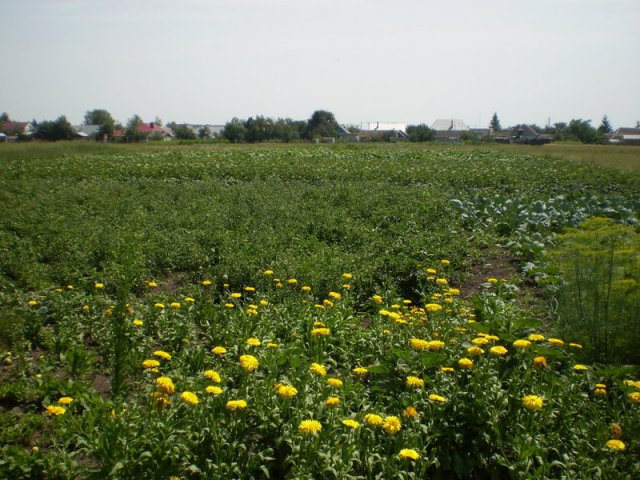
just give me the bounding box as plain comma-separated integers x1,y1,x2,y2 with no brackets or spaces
550,217,640,364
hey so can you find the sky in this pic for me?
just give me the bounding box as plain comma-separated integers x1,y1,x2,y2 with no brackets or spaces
1,0,639,129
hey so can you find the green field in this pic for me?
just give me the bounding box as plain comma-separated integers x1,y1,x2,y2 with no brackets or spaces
0,143,639,478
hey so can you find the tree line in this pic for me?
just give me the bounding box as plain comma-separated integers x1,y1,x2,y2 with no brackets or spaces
2,109,638,144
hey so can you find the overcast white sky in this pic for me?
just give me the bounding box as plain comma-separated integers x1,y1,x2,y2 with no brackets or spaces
1,0,639,128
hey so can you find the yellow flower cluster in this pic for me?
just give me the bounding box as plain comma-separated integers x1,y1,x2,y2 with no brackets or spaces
239,355,259,372
522,395,543,411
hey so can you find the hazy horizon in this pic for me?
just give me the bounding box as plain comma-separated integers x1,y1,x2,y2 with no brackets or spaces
1,0,639,129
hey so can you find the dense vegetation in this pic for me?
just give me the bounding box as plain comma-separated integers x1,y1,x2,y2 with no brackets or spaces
0,144,638,478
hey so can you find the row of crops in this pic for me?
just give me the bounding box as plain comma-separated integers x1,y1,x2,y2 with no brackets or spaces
0,145,638,478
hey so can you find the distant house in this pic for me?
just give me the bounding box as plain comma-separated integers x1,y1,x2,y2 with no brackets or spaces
337,124,359,142
431,119,469,142
358,121,408,142
609,128,640,145
511,125,552,145
136,122,174,141
73,124,102,140
0,120,34,140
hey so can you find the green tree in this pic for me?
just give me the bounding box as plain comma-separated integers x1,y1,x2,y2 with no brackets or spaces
245,116,274,142
222,118,247,143
566,119,605,144
598,115,613,134
198,126,211,139
84,109,115,140
406,124,435,142
125,114,145,142
489,112,501,132
170,124,196,140
34,116,75,141
0,112,9,123
305,110,340,139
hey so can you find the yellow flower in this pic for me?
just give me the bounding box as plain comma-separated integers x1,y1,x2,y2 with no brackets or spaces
267,342,279,348
180,391,199,405
185,297,195,303
201,279,212,286
231,292,242,299
299,419,322,435
276,385,298,398
426,268,437,274
513,339,531,349
406,376,424,389
425,303,443,312
147,281,158,288
328,291,342,300
403,406,418,418
311,328,331,336
324,396,340,407
154,303,165,309
364,413,383,426
260,299,269,307
244,286,256,292
342,273,353,280
224,303,234,308
490,346,508,357
46,405,66,416
132,319,144,326
94,283,104,289
170,302,181,309
467,346,485,356
548,338,565,346
352,367,368,375
204,370,222,383
323,299,334,308
383,416,402,434
156,376,175,394
206,386,223,395
239,355,259,372
440,367,455,373
153,350,172,361
287,278,298,285
246,337,261,347
142,359,160,369
487,277,498,284
263,270,274,276
342,419,360,429
310,363,327,376
152,392,170,410
428,394,446,403
226,400,248,411
82,305,90,312
605,439,626,451
440,259,450,265
573,364,588,372
57,396,73,405
595,383,606,389
398,448,420,461
211,346,227,356
623,379,640,389
428,340,445,351
327,378,343,388
569,343,583,349
533,356,548,369
522,395,543,411
629,392,640,404
472,337,489,346
410,338,430,351
372,295,383,304
458,358,473,370
436,278,448,285
302,285,311,292
528,333,545,342
594,388,607,397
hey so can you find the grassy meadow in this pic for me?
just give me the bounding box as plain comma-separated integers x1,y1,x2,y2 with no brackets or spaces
0,142,639,479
